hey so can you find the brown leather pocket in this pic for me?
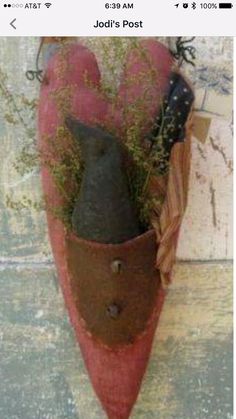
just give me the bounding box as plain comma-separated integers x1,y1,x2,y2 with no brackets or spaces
66,230,161,347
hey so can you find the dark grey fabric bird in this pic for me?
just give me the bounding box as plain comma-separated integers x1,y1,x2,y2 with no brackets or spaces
66,117,140,244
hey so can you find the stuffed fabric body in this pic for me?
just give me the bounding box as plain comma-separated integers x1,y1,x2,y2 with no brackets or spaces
38,38,193,418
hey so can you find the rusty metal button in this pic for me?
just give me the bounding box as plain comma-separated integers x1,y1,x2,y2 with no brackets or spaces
106,303,122,319
111,259,123,274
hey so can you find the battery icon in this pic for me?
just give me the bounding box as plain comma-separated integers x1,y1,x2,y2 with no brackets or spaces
219,3,233,7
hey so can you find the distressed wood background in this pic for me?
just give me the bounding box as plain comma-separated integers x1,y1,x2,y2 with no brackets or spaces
0,262,232,419
0,37,233,419
0,36,233,262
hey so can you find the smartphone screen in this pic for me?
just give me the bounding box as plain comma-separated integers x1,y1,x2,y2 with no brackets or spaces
0,1,233,419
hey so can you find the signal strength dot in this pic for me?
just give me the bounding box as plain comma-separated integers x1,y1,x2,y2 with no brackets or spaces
45,2,52,8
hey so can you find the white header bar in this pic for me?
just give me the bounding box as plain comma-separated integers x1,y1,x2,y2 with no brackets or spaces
0,0,236,36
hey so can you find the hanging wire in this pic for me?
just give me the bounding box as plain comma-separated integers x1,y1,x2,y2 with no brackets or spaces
170,37,196,67
25,38,45,83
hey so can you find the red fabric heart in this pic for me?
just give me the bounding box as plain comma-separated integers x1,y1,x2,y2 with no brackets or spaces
38,40,173,419
107,39,173,137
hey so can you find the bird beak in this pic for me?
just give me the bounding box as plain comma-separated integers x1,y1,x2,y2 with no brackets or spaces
65,116,92,144
65,116,78,137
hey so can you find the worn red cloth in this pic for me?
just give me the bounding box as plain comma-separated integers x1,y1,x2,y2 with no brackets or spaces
38,39,186,418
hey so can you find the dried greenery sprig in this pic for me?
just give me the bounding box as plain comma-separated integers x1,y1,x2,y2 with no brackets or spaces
3,39,173,231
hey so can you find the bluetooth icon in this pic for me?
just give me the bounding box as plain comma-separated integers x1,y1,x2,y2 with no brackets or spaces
192,2,197,8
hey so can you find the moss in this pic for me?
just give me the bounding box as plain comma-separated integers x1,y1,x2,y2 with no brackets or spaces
3,39,172,231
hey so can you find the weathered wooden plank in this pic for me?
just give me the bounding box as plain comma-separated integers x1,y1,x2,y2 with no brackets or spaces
0,262,232,418
0,37,233,262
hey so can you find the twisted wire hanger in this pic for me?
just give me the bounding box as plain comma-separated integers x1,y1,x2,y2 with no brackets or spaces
25,37,45,83
170,37,196,67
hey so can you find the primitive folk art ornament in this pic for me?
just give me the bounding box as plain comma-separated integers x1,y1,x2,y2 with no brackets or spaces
35,37,195,418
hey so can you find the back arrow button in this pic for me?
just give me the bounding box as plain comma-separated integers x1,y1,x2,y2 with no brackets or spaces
10,19,16,29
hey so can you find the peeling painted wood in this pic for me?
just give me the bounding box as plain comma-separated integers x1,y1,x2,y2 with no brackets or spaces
179,117,233,260
0,262,232,418
0,37,233,262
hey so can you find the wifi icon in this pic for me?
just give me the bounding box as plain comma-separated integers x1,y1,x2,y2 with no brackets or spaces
45,2,52,8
